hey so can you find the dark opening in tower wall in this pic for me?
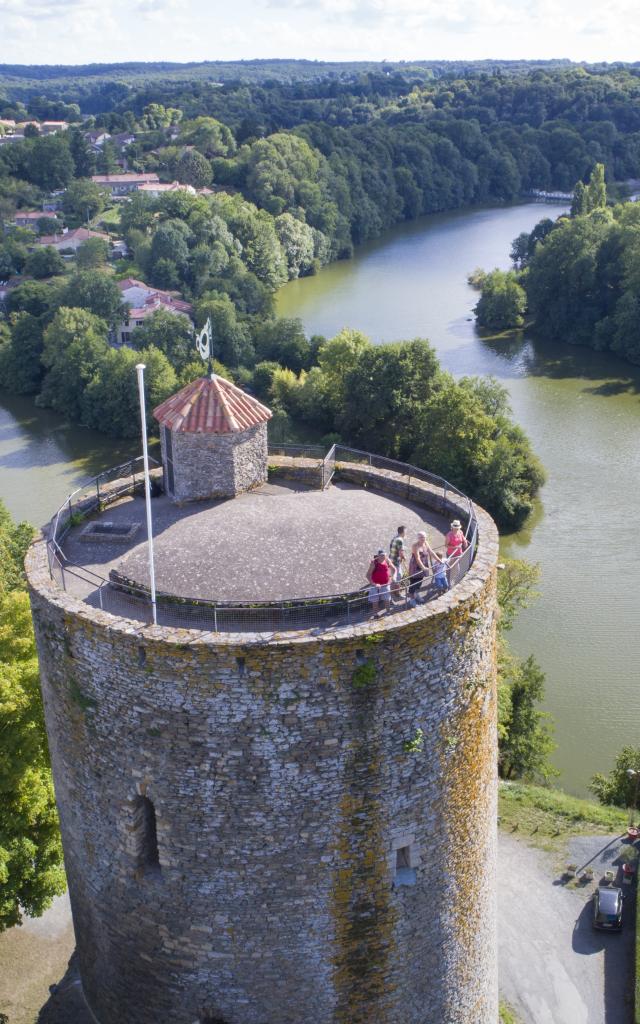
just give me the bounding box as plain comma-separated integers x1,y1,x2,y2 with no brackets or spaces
132,795,160,873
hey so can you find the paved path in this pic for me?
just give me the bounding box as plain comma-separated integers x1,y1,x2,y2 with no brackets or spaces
0,894,75,1024
499,832,636,1024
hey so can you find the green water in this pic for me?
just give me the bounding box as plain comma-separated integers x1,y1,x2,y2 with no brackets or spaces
277,203,640,795
1,202,638,793
0,393,135,526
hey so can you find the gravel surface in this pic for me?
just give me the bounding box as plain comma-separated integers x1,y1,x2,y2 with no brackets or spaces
62,481,449,602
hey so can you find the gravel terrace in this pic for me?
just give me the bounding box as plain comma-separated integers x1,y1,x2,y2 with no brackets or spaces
61,479,449,603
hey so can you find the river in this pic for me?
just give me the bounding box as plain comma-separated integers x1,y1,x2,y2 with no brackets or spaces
277,202,640,795
1,202,638,794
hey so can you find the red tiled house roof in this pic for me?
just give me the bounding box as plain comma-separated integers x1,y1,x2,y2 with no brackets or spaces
154,375,272,435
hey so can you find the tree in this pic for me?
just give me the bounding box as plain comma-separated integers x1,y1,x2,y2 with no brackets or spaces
76,237,110,270
590,747,640,808
0,500,65,931
339,338,440,457
252,318,311,373
474,270,527,330
68,127,96,177
179,117,236,158
24,246,65,279
60,272,123,325
495,558,555,782
129,309,194,371
96,140,119,175
570,180,587,217
315,327,371,417
275,213,315,278
0,313,45,394
38,307,110,419
82,344,176,438
25,136,74,191
62,179,109,223
6,280,62,318
498,652,555,781
176,150,212,189
194,294,254,367
585,162,607,212
497,559,541,633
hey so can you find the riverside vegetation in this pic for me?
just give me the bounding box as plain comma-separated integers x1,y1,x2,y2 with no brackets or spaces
475,162,640,365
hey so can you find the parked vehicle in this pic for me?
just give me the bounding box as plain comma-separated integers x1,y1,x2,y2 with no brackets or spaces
592,886,623,931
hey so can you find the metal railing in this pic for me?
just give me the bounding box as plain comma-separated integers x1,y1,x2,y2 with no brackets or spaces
44,448,478,634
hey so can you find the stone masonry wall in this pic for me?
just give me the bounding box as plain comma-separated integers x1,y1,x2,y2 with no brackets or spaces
26,476,499,1024
162,422,267,502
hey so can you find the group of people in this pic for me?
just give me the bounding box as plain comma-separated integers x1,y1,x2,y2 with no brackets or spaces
366,521,469,615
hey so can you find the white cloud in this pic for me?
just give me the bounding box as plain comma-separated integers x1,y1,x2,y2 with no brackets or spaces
1,0,640,65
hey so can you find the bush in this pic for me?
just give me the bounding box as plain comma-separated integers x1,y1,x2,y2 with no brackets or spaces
474,269,526,331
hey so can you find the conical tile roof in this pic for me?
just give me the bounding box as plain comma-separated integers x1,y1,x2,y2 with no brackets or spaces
153,374,272,434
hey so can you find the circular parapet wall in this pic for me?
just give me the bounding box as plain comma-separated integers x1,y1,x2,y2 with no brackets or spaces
26,467,499,1024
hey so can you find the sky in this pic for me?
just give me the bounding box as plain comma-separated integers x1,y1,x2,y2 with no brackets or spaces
3,0,640,67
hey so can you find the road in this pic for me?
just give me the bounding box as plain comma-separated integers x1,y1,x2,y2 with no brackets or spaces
499,832,636,1024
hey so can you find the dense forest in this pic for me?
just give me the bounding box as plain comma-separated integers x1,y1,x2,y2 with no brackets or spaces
3,62,640,527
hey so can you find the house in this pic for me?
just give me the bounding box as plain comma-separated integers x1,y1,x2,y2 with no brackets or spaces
13,209,59,231
110,239,129,259
35,227,109,252
0,276,24,303
112,132,136,149
42,191,66,212
115,278,193,345
137,180,197,198
84,129,111,147
0,119,16,133
40,121,69,135
91,172,160,196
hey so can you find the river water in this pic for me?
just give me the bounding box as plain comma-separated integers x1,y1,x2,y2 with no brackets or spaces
277,203,640,795
1,202,638,794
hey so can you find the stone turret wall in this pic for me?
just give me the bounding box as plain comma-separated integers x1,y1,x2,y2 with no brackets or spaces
161,421,267,502
26,482,499,1024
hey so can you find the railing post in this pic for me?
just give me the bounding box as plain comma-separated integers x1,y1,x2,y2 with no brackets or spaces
98,585,104,610
214,605,218,633
60,563,67,592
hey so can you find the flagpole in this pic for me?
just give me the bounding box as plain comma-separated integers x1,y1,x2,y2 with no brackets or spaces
135,364,157,626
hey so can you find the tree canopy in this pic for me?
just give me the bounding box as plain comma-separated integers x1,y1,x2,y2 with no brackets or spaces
0,502,65,931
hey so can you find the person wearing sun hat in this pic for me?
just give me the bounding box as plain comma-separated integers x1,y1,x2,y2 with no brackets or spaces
446,518,469,560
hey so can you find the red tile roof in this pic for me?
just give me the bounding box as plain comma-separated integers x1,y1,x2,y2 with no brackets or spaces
37,227,108,245
154,374,272,435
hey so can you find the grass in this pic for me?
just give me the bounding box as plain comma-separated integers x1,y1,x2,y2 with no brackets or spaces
499,1001,520,1024
499,781,629,852
93,205,121,230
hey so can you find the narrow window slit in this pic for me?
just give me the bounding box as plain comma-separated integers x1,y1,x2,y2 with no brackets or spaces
132,795,160,874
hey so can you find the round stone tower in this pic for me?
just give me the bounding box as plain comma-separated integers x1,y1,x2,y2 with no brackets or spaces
154,373,272,503
26,453,500,1024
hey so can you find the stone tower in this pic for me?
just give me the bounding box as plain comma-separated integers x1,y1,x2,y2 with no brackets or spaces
26,451,500,1024
154,373,272,503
